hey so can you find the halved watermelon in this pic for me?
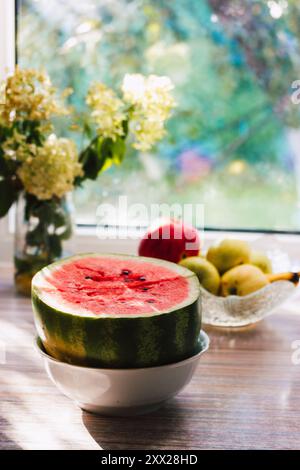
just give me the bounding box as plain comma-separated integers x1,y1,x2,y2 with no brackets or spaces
32,253,201,368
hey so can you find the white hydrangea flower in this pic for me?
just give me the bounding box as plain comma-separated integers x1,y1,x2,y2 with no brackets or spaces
0,67,70,124
86,83,126,140
17,135,83,200
122,74,176,151
121,74,147,104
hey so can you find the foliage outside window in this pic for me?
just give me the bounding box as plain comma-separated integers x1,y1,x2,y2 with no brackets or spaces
17,0,300,230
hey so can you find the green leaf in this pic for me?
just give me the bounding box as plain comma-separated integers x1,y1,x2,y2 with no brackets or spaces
100,137,113,160
78,133,128,183
122,119,129,137
81,147,101,180
0,151,19,177
0,156,9,177
79,137,109,180
83,121,93,140
100,137,127,167
112,137,126,164
0,179,18,218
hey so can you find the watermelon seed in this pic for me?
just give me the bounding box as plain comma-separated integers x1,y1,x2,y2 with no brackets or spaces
139,276,146,281
147,299,155,303
121,269,131,275
142,287,149,291
85,276,92,280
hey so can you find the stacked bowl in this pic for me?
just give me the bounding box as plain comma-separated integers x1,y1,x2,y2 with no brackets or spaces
33,253,209,415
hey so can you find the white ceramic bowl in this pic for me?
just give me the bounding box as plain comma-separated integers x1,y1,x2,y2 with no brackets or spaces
35,331,209,416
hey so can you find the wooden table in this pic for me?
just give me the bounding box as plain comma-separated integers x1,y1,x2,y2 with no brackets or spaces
0,263,300,450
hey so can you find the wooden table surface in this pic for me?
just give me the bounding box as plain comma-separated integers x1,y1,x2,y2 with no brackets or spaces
0,263,300,450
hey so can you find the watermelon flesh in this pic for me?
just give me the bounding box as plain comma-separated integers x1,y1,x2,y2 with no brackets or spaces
45,256,190,316
32,253,201,368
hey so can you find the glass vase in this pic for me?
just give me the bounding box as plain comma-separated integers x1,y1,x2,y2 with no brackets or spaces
14,192,75,296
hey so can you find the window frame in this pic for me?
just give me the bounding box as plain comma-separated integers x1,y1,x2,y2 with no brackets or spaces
0,0,15,261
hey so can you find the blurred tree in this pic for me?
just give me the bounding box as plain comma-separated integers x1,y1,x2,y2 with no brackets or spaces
17,0,300,229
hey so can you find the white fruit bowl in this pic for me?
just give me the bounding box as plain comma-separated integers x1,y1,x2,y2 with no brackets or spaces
35,330,209,416
201,281,296,328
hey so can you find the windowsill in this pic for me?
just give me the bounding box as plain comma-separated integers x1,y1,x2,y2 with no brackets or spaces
1,218,300,266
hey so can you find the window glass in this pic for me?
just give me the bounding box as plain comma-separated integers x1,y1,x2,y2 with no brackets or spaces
17,0,300,230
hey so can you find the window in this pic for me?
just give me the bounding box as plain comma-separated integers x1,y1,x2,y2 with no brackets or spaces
16,0,300,231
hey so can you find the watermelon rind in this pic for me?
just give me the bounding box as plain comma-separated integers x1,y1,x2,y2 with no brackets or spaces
32,253,201,369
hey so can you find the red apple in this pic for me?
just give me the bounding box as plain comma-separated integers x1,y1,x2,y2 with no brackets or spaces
138,219,200,263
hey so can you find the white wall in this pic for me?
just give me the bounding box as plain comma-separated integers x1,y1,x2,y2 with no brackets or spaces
0,0,15,77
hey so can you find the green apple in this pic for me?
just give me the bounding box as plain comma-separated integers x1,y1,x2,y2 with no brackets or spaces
221,264,269,297
179,256,220,295
206,239,251,274
250,250,272,274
